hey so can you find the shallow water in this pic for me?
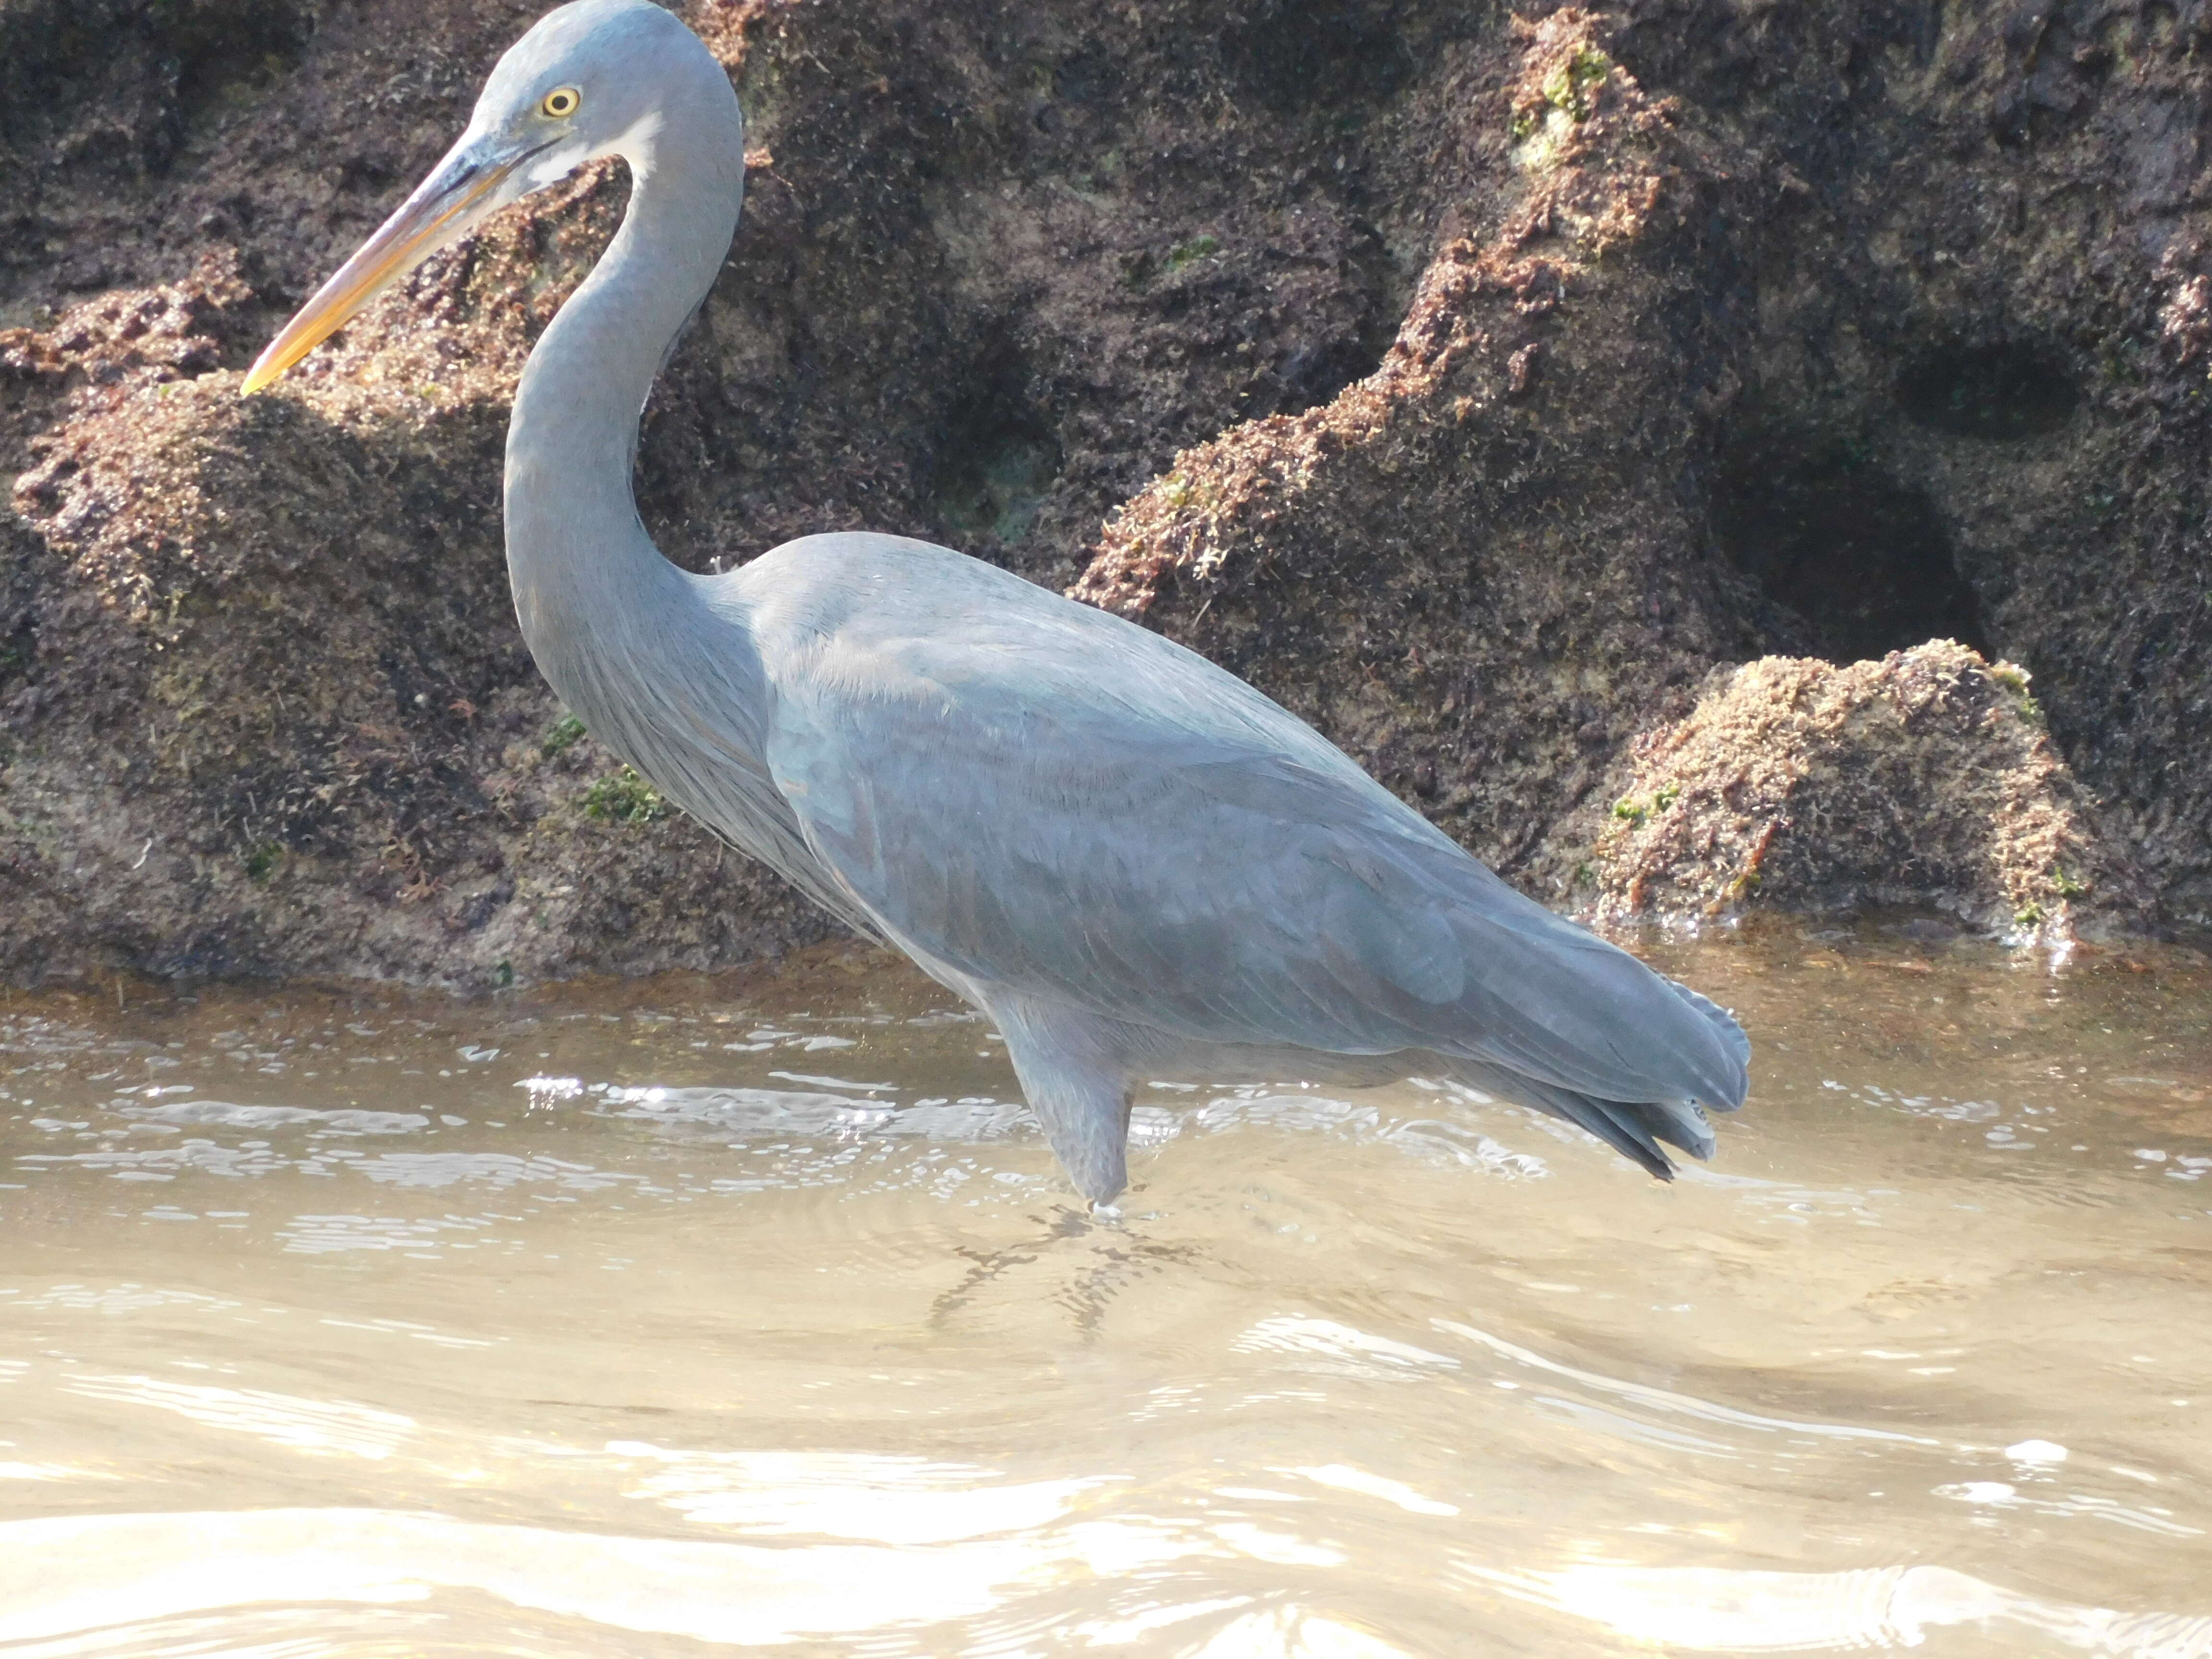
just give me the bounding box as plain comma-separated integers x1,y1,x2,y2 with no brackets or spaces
1,928,2208,1658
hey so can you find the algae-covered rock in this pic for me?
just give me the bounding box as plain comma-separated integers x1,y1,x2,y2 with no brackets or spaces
1074,1,2189,942
1565,642,2155,938
0,0,2205,985
1,193,825,985
1074,10,1753,879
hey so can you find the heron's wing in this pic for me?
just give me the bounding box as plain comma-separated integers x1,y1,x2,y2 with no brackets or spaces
753,554,1746,1112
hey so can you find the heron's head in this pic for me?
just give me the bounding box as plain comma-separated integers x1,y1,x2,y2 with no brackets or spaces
243,0,732,394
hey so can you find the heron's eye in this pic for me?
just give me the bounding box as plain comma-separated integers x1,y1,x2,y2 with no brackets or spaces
540,86,581,118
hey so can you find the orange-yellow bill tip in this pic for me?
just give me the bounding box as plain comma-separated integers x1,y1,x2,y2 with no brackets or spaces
239,311,350,397
238,235,422,399
238,153,515,397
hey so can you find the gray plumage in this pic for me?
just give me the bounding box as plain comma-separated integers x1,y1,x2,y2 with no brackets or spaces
248,0,1750,1204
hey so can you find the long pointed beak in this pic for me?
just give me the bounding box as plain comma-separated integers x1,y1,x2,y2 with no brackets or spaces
240,138,539,395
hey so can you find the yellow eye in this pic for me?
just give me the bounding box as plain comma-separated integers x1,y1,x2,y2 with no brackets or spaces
540,86,580,118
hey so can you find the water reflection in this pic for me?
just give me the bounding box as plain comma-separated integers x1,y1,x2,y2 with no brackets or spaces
0,1510,2203,1655
0,1507,1134,1647
59,1377,415,1462
1480,1563,2212,1655
0,927,2207,1654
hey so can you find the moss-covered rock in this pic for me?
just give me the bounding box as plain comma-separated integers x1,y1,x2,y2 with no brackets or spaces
1562,642,2155,938
0,0,2204,986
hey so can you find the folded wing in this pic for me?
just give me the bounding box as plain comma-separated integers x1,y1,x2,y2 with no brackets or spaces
751,540,1749,1118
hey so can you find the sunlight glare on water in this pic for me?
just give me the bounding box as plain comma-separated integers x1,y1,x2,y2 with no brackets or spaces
0,927,2208,1657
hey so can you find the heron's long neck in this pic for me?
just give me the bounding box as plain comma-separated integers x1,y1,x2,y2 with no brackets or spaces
503,97,748,743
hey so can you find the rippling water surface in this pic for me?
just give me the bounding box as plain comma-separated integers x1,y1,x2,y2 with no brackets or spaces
2,928,2208,1657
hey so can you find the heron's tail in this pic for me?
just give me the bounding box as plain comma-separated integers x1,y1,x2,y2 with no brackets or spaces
1443,1057,1718,1181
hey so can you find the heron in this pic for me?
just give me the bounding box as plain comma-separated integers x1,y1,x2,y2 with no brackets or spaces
242,0,1749,1205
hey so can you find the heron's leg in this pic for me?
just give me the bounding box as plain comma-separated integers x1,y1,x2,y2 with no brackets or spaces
1027,1078,1133,1206
987,996,1139,1205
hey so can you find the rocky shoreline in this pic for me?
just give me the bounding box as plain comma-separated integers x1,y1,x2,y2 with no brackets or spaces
2,0,2206,987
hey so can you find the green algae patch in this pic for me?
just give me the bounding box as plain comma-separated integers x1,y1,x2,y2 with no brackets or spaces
582,768,670,826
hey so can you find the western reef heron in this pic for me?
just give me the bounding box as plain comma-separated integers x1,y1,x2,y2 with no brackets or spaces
244,0,1750,1204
